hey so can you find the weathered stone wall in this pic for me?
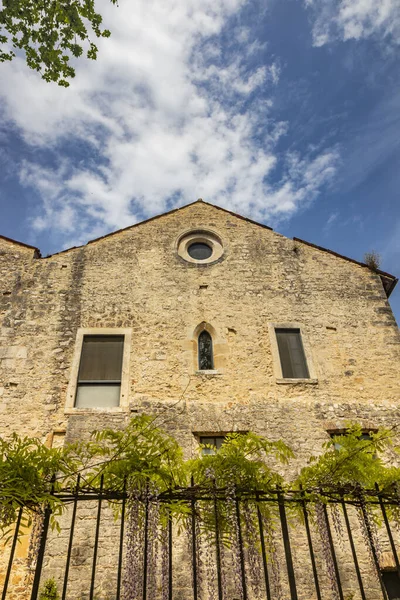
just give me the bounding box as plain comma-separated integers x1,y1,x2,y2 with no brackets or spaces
0,201,399,599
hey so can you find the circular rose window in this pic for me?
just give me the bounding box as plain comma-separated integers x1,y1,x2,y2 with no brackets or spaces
177,230,224,264
188,242,213,260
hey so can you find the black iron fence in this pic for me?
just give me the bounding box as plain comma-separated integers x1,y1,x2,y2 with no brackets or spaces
2,482,400,600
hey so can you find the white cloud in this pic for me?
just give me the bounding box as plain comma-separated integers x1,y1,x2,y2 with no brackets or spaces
323,211,339,233
0,0,339,247
306,0,400,46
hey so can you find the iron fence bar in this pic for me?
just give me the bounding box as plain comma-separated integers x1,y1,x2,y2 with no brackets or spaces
142,483,150,600
255,495,271,600
235,492,247,600
322,502,344,600
341,499,366,600
300,490,321,600
168,507,173,600
6,485,400,600
49,489,400,506
213,484,223,600
359,496,388,600
191,478,198,600
30,505,52,600
89,474,103,600
376,484,400,580
1,507,23,600
116,478,127,600
277,489,298,600
61,474,80,600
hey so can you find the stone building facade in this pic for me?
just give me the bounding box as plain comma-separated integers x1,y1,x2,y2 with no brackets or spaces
0,199,399,599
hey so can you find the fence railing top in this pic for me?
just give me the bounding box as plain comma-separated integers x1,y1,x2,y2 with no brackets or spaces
48,484,400,505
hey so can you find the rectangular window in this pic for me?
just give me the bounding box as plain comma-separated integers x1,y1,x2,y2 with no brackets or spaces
75,335,124,408
275,328,310,379
200,436,226,455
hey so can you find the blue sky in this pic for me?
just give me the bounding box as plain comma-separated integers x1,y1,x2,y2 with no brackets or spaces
0,0,399,319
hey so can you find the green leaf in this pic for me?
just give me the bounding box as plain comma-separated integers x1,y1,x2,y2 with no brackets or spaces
0,0,114,85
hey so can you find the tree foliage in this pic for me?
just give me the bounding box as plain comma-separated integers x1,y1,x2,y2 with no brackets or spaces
0,0,115,86
1,417,400,540
191,431,293,492
0,434,66,532
86,414,186,492
297,424,397,497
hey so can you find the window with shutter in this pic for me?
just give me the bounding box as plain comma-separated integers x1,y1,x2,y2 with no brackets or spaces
75,335,124,408
275,329,310,379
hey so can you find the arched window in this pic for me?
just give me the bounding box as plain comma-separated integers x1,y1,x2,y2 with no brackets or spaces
198,330,214,370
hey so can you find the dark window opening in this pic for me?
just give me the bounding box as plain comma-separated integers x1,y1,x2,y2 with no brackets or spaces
188,242,213,260
382,570,400,599
275,328,310,379
198,330,214,370
329,430,376,453
200,436,225,455
75,335,124,408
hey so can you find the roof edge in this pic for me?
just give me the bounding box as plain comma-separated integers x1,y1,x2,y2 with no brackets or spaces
293,237,398,298
39,202,204,257
43,199,274,258
84,199,274,245
198,200,273,232
0,234,41,257
86,200,206,247
2,205,396,299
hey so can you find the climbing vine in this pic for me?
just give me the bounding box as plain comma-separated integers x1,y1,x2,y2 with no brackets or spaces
1,418,400,531
1,416,400,598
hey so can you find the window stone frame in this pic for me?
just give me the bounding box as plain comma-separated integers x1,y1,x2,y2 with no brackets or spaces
176,229,225,265
268,322,318,384
185,322,228,376
65,327,131,413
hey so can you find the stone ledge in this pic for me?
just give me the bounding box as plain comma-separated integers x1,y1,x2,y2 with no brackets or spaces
64,407,129,415
276,378,318,385
194,370,222,376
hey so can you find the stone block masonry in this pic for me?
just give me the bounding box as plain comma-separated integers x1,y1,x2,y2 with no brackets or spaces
0,200,399,599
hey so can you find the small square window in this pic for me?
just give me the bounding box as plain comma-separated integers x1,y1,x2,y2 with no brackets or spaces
199,436,226,455
382,570,400,600
329,430,376,452
75,335,124,408
275,328,310,379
